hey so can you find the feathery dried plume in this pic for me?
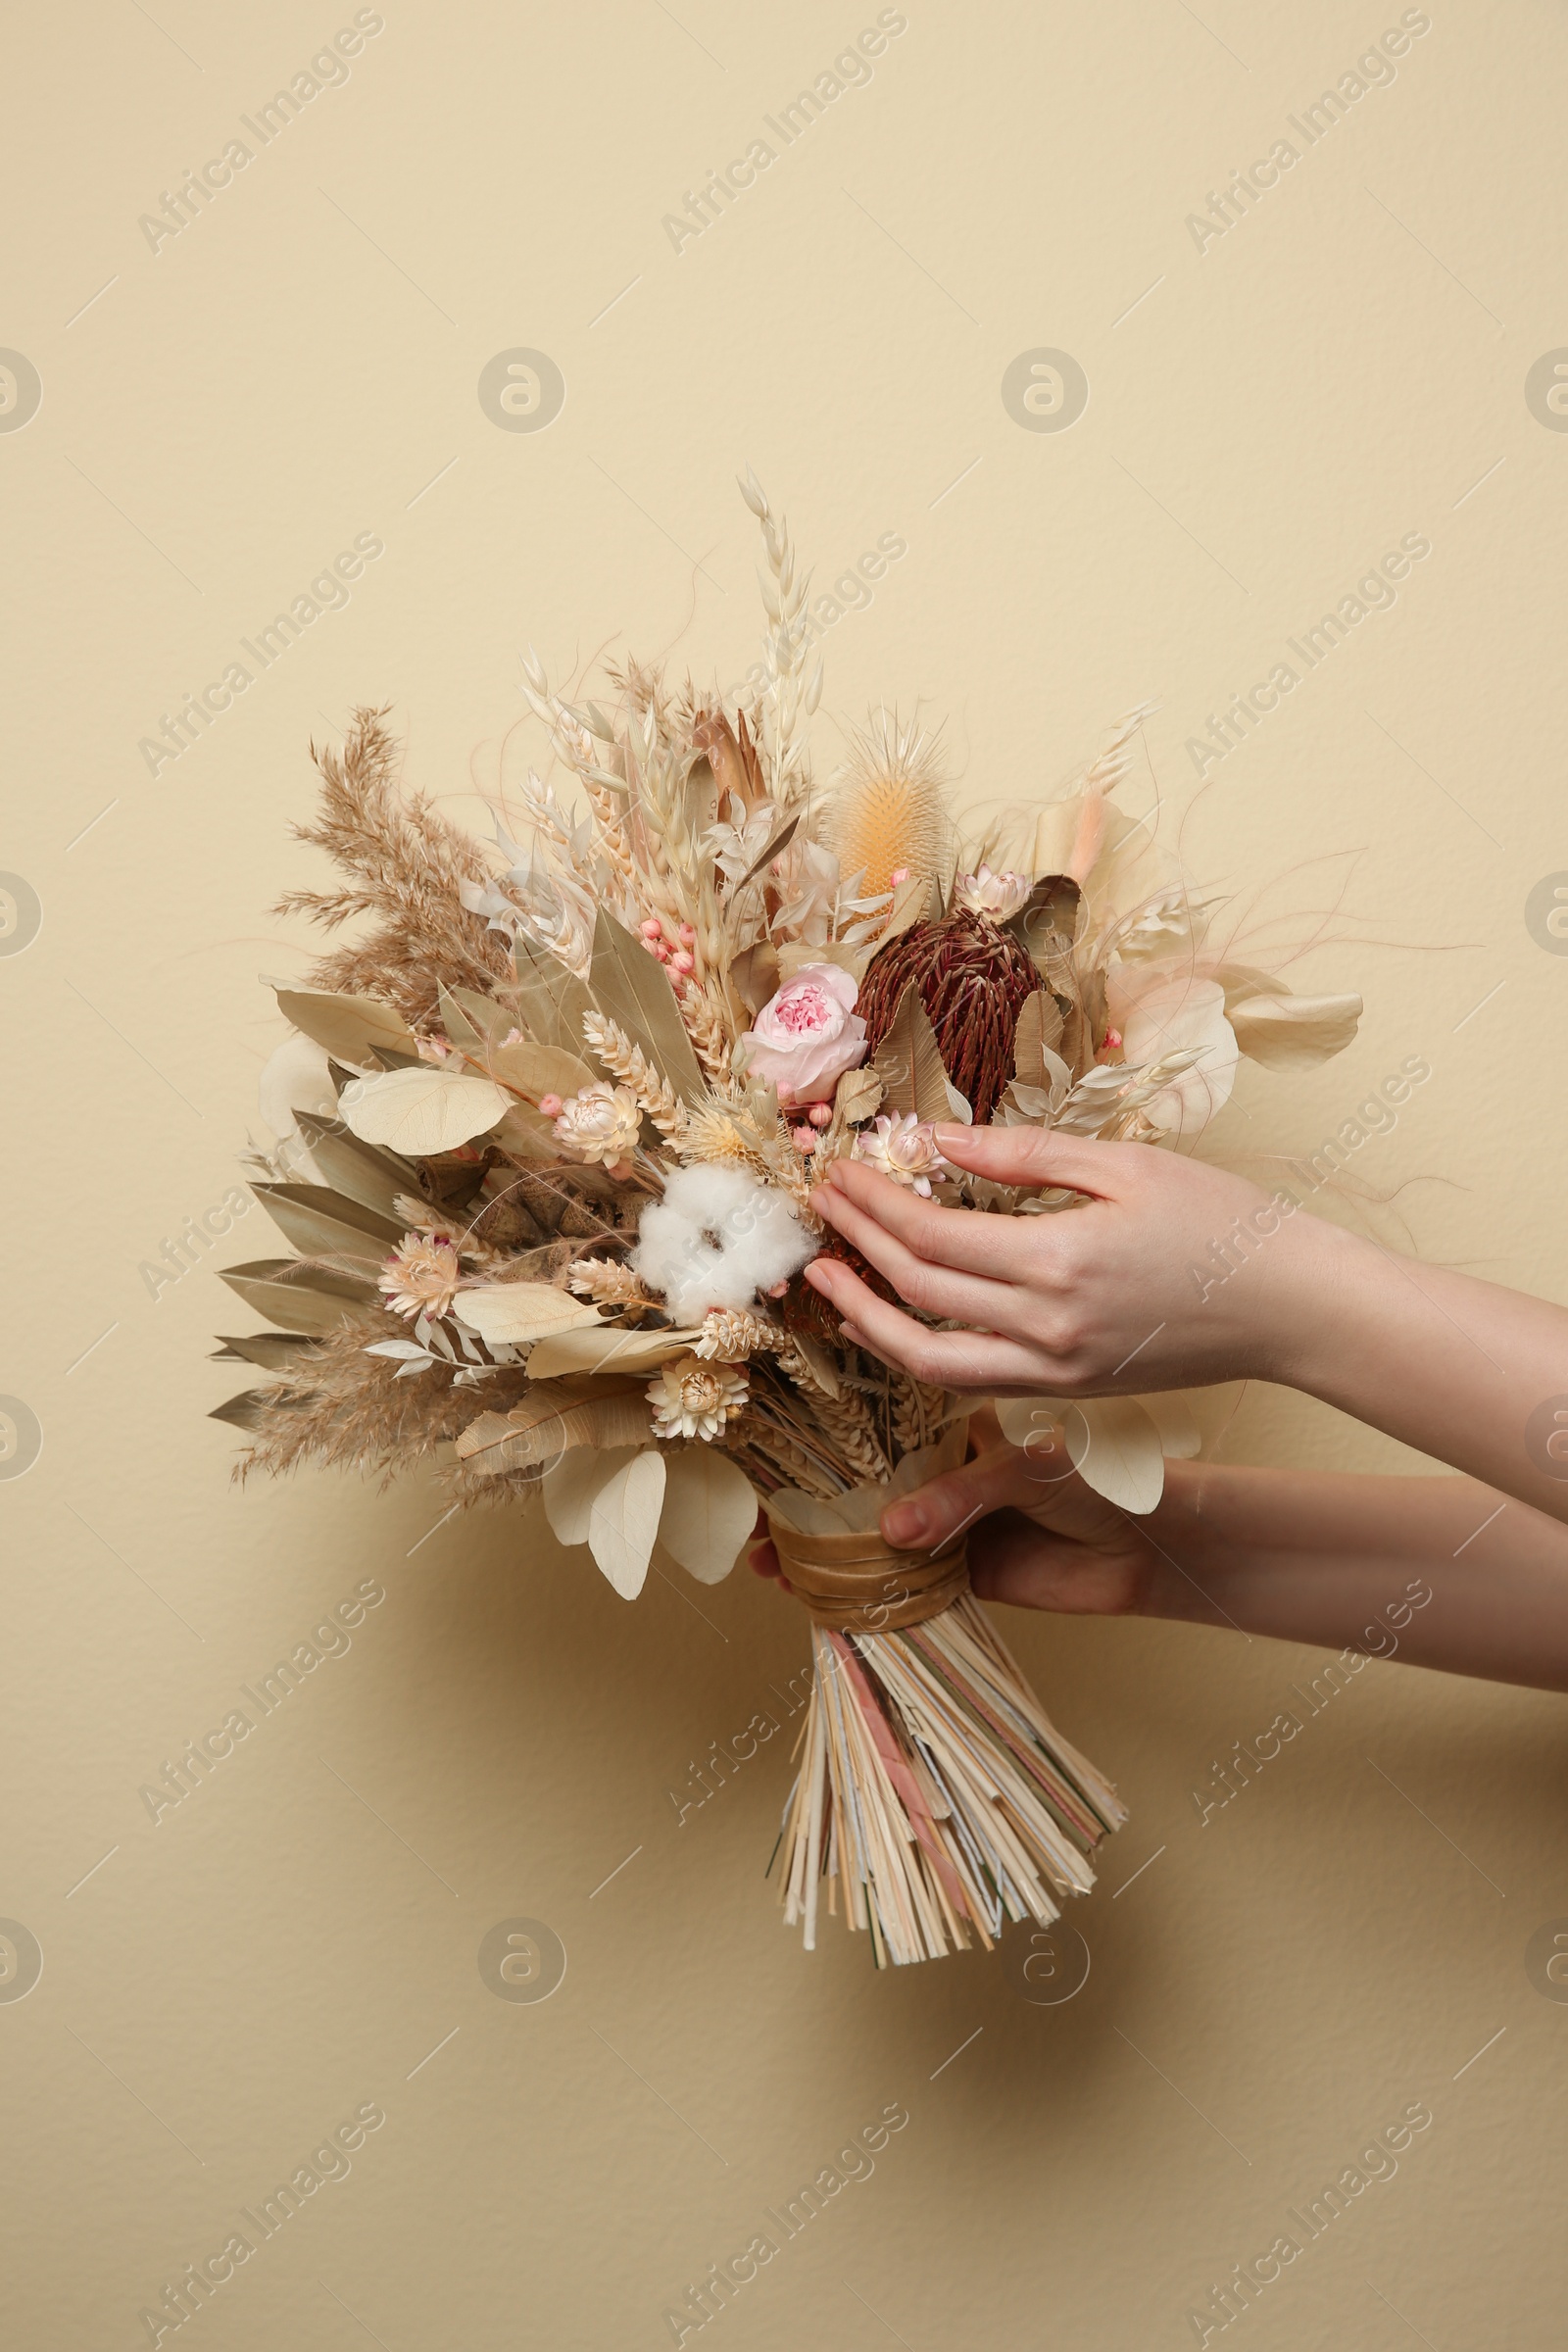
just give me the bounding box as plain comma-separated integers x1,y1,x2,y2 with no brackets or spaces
277,707,511,1026
234,1314,530,1493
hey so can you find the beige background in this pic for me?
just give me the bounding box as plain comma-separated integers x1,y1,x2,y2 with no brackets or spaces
5,2,1567,2344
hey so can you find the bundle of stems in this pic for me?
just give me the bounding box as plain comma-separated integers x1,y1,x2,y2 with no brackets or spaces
776,1600,1126,1966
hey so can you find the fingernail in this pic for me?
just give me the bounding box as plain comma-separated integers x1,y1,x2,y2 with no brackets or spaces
882,1501,927,1545
932,1124,967,1144
804,1260,833,1291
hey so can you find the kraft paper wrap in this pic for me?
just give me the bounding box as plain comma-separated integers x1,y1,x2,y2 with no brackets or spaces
763,1514,970,1632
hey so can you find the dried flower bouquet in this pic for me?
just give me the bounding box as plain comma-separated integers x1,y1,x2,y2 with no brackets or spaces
216,474,1361,1966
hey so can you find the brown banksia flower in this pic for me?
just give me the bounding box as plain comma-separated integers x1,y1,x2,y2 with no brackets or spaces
858,908,1040,1125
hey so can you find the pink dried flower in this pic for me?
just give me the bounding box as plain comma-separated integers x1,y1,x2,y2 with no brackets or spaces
740,963,867,1106
379,1232,462,1319
852,1113,953,1198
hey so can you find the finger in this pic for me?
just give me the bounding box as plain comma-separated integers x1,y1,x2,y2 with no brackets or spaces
967,1519,1094,1611
814,1159,1037,1279
812,1183,1023,1329
803,1256,1050,1390
967,1401,1004,1454
968,1518,1136,1616
928,1123,1130,1197
880,1442,1041,1549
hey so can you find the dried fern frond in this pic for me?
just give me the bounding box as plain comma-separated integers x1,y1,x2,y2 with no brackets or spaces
277,707,512,1028
826,713,951,901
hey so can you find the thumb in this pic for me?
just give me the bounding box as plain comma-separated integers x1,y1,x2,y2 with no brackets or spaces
880,1444,1036,1550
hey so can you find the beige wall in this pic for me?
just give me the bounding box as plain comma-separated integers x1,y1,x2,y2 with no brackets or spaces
5,2,1566,2344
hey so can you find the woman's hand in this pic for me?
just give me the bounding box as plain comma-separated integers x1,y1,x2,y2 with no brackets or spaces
804,1124,1324,1398
804,1121,1568,1534
748,1410,1161,1617
877,1409,1161,1617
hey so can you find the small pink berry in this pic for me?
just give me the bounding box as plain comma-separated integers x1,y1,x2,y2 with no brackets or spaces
654,942,671,961
793,1126,818,1154
1102,1029,1122,1051
890,866,910,886
765,1280,790,1298
640,917,662,940
671,950,695,974
678,922,696,944
808,1102,833,1128
539,1093,563,1118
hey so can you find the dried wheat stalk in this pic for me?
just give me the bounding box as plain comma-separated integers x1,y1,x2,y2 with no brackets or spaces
581,1012,688,1142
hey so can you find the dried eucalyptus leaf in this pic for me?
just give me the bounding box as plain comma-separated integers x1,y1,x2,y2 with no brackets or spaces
275,991,418,1069
219,1261,373,1334
514,935,596,1058
339,1067,510,1156
1064,1398,1165,1514
209,1392,275,1431
872,985,953,1123
657,1446,758,1583
526,1325,703,1380
454,1284,601,1346
251,1184,404,1261
587,1447,667,1598
485,1039,598,1105
291,1115,415,1219
589,906,705,1106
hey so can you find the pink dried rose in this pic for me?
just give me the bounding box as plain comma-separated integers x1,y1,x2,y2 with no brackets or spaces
739,963,867,1106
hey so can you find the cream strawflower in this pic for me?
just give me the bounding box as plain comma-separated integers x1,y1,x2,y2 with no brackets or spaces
954,864,1032,922
852,1112,953,1198
379,1232,462,1320
553,1082,643,1165
647,1351,748,1442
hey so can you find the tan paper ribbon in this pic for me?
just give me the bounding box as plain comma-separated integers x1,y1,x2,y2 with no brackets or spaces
763,1514,969,1633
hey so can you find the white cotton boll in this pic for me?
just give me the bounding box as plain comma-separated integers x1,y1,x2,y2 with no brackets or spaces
631,1164,817,1325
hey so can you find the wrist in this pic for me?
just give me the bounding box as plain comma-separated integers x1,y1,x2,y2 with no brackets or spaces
1244,1201,1363,1392
1131,1460,1239,1626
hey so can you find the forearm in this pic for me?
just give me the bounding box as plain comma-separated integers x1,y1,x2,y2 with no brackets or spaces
1246,1211,1568,1527
1139,1461,1568,1690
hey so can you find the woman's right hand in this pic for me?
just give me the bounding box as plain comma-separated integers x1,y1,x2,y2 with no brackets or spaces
878,1408,1163,1618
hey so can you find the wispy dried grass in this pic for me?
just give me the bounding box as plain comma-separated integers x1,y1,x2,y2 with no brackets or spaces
235,1312,532,1501
277,706,512,1028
